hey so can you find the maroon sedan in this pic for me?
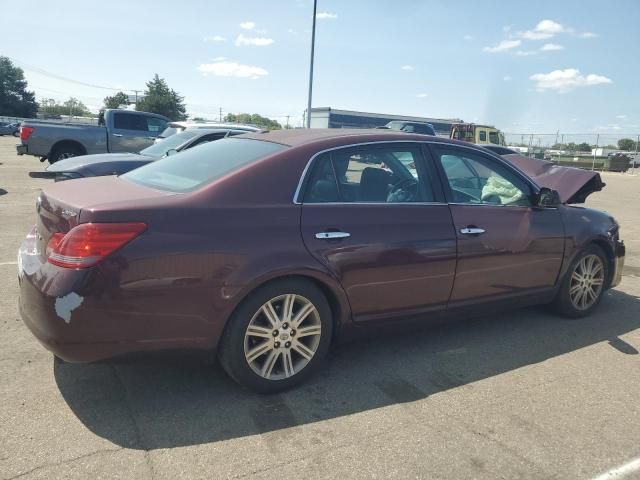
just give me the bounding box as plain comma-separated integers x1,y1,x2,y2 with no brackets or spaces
18,129,625,392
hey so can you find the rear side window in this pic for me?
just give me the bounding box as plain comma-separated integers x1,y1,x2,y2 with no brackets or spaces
123,138,286,192
479,131,487,142
489,131,500,145
304,146,433,203
113,113,148,131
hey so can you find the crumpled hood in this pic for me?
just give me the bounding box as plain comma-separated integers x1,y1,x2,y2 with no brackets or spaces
47,153,155,172
502,154,605,204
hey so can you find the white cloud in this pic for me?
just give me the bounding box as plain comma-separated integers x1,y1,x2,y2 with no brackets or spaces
240,21,256,30
503,76,512,81
616,115,627,119
483,39,521,53
204,35,226,43
417,93,428,98
463,35,473,41
540,43,564,51
235,34,274,46
517,19,598,40
530,68,612,92
197,60,268,79
516,50,538,56
316,12,337,19
212,56,226,61
287,28,296,34
401,65,414,71
519,19,565,40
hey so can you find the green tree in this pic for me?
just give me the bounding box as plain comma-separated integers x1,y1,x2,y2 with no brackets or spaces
0,56,38,117
38,97,91,117
135,74,187,121
618,138,636,151
103,91,130,109
577,142,592,152
224,112,282,130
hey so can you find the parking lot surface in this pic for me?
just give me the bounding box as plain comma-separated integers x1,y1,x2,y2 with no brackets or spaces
1,135,639,480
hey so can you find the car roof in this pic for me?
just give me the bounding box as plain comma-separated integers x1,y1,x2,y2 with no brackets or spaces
239,128,470,149
168,121,261,131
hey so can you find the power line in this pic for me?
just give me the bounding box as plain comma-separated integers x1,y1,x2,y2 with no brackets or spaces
8,56,135,92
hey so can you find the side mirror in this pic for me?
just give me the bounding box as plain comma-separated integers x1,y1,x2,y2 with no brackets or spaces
165,148,178,157
536,187,561,208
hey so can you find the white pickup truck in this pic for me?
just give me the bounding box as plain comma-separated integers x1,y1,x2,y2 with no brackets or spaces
17,109,169,163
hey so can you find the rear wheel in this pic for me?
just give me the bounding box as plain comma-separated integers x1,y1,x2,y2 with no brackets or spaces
13,130,19,137
218,279,332,393
49,145,84,164
553,245,608,318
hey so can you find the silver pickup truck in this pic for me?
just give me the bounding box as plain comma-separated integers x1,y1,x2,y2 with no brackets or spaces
16,109,169,163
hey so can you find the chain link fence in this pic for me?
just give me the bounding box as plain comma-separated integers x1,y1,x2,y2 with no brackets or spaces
504,133,640,172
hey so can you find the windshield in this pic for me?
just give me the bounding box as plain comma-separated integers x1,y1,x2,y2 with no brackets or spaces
140,130,204,156
123,138,286,192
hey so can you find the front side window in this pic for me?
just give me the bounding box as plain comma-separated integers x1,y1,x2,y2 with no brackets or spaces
435,147,531,206
479,130,487,142
489,131,500,145
304,145,433,203
147,117,168,133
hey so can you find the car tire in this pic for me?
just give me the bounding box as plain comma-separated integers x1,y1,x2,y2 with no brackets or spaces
218,278,333,393
552,244,609,318
13,131,19,137
49,145,84,164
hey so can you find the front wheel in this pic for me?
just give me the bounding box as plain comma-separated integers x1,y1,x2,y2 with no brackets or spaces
552,245,608,318
218,279,333,393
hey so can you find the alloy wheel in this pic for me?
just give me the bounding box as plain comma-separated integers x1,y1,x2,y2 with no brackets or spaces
569,254,605,310
243,294,322,380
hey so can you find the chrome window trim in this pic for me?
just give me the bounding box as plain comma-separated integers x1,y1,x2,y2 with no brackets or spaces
303,201,448,206
292,140,540,205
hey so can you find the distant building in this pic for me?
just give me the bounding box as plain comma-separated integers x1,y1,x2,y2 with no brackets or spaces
309,107,462,136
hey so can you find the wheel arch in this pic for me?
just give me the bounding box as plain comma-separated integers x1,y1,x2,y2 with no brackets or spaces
215,270,352,350
48,140,87,160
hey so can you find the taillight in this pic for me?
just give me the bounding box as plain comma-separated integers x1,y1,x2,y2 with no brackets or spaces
47,223,146,269
20,126,34,142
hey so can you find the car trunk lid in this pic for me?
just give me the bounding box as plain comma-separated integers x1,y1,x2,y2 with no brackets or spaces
34,176,174,262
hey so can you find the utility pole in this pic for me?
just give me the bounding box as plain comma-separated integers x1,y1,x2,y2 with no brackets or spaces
633,135,639,175
132,89,142,105
219,107,223,122
286,115,290,129
592,133,599,171
306,0,318,128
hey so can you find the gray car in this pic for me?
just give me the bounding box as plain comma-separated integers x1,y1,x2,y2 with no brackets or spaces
0,122,20,137
46,128,248,181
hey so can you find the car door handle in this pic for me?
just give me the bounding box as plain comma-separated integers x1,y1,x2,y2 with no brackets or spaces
315,231,351,239
460,226,486,235
146,136,156,140
112,133,123,137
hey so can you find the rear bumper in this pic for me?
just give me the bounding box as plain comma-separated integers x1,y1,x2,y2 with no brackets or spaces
610,239,625,288
18,232,218,363
16,144,27,155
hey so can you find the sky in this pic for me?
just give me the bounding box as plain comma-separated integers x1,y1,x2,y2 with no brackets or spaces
2,0,639,134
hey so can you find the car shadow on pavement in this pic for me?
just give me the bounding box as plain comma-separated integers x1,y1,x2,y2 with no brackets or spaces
54,288,640,450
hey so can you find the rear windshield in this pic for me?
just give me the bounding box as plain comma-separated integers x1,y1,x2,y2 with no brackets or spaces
139,129,203,157
123,138,286,192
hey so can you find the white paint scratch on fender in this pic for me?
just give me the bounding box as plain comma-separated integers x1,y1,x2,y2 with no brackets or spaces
54,292,84,324
592,457,640,480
